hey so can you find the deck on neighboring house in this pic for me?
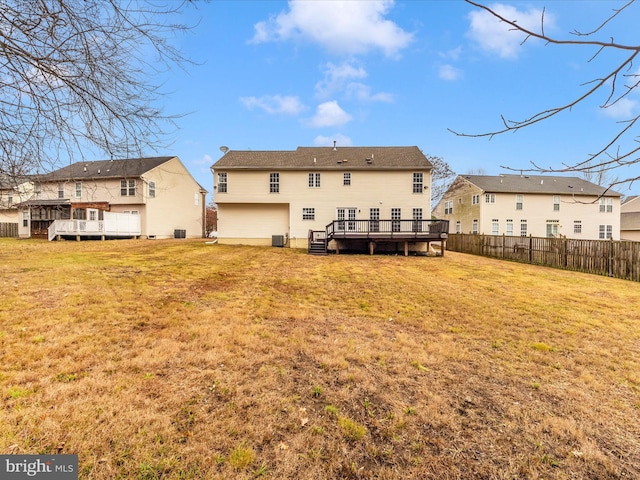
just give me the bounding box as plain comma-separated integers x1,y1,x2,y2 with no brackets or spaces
309,219,449,256
48,212,141,241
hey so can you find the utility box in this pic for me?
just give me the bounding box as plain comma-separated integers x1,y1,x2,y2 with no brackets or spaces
174,229,186,239
272,235,285,247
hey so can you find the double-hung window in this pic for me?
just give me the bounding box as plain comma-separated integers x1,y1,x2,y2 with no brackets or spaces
149,181,156,198
485,193,496,204
599,198,613,213
491,219,499,235
121,179,135,196
75,182,82,198
515,194,523,210
506,219,513,236
270,173,280,193
553,195,560,211
444,200,453,215
472,219,478,234
599,224,613,239
472,194,480,205
343,173,351,186
412,173,423,193
308,173,320,188
217,172,227,193
520,220,527,237
58,183,64,199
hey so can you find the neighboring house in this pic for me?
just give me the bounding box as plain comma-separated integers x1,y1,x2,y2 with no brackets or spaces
433,174,622,240
211,145,440,251
621,196,640,241
16,156,207,239
0,174,36,225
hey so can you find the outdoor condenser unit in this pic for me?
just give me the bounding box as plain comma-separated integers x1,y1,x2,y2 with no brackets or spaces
272,235,285,247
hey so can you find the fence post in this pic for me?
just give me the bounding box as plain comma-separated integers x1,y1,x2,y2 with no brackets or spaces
609,237,613,277
529,235,533,264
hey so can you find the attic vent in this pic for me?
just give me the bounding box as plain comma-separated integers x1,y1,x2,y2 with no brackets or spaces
337,160,342,164
343,159,348,163
365,158,372,164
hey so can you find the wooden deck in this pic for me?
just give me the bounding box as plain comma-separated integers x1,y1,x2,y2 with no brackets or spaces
47,212,141,241
309,219,449,256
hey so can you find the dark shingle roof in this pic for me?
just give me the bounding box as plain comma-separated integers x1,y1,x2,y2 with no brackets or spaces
39,157,175,181
0,174,33,189
461,174,621,197
212,146,432,170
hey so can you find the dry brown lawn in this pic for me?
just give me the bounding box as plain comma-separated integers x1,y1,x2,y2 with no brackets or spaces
1,238,639,479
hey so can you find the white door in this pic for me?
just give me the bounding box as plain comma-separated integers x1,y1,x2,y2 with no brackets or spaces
87,208,100,233
337,208,357,231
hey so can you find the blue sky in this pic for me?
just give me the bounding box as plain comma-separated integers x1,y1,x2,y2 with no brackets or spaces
154,1,640,200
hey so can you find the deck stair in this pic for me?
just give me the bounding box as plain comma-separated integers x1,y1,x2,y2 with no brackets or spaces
308,230,328,255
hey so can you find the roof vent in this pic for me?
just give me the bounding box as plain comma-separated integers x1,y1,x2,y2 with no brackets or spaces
313,157,316,164
541,179,544,184
97,169,101,174
332,140,337,152
365,158,372,164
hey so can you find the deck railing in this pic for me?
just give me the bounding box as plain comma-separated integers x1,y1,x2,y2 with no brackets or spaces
48,212,141,241
326,219,449,238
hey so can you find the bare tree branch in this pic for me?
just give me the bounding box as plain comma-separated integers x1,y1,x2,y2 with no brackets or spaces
0,0,196,177
454,0,640,191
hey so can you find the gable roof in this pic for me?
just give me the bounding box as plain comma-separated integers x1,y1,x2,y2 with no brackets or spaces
0,173,33,189
460,174,621,197
38,157,176,181
212,146,432,170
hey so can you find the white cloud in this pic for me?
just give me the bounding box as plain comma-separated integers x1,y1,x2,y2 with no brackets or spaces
315,62,393,102
250,0,413,57
467,4,553,59
601,98,638,119
439,64,463,81
307,101,352,127
345,83,394,102
240,95,306,115
438,46,463,61
315,62,367,98
314,134,353,147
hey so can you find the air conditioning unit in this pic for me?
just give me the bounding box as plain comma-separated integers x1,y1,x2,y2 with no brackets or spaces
272,235,285,247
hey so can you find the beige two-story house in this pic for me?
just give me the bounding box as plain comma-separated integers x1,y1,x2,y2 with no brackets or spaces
433,174,622,240
17,156,207,239
621,196,640,241
211,146,436,250
0,175,35,224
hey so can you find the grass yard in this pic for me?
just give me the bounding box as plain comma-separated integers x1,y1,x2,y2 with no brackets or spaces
1,238,639,479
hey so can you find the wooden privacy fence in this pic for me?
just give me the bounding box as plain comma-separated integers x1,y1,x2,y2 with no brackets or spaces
0,222,18,238
446,233,640,282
